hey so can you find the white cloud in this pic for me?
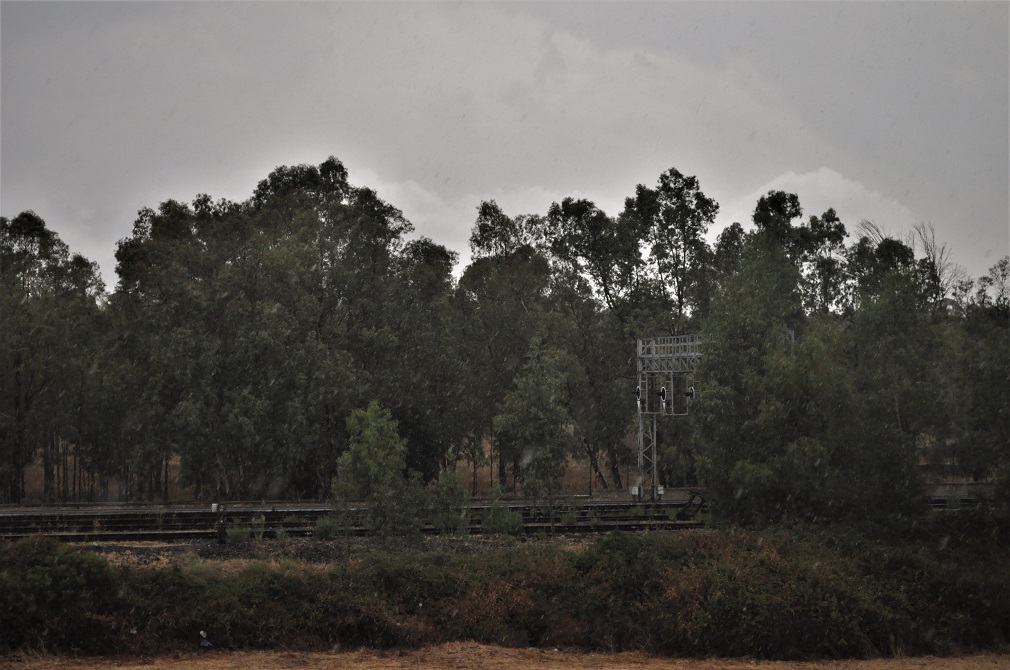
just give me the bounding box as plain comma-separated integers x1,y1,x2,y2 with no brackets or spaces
716,168,920,240
3,2,1003,285
355,166,603,273
346,13,850,268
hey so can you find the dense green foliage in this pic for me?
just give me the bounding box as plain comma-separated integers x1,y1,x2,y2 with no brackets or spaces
0,537,116,652
2,156,1007,527
333,400,425,538
2,517,1009,658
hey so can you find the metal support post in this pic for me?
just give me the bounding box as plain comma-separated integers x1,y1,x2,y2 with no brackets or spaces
635,335,701,502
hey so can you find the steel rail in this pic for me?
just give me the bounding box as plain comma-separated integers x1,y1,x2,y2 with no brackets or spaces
0,497,705,541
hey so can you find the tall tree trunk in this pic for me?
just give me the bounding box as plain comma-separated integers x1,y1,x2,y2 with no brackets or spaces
43,434,54,502
498,446,507,490
584,442,609,491
11,367,25,504
73,442,79,501
607,447,624,491
62,437,69,500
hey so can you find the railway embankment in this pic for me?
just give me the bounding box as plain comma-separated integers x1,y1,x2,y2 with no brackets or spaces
2,507,1009,661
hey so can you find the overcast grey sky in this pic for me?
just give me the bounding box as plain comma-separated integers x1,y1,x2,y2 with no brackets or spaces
2,1,1007,290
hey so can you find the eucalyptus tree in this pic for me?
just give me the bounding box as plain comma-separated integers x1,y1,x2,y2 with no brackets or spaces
112,157,416,499
384,237,465,483
841,221,917,313
712,222,746,279
493,338,579,508
334,400,422,537
694,245,807,523
115,197,258,498
948,258,1010,502
543,176,720,491
45,256,114,501
620,168,718,330
0,212,105,502
456,201,552,490
798,208,848,313
544,198,641,490
751,191,805,254
585,170,723,492
549,275,633,491
545,197,643,322
909,222,969,315
749,191,850,314
695,225,950,523
845,268,941,512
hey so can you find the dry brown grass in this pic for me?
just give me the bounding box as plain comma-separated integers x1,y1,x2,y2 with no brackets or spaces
3,643,1007,670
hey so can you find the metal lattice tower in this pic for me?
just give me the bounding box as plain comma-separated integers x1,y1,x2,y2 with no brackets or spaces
634,335,702,501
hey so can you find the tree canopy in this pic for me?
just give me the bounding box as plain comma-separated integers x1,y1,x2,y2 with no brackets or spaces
2,158,1006,528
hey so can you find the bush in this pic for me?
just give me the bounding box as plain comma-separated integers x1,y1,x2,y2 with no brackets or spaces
430,470,469,535
483,506,524,536
314,515,345,539
558,497,579,526
368,550,462,614
481,485,524,536
0,537,116,652
227,523,251,543
681,534,882,657
1,523,1008,658
570,532,659,650
251,514,266,540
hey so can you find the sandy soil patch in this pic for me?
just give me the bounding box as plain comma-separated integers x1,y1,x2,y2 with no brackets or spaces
3,643,1007,670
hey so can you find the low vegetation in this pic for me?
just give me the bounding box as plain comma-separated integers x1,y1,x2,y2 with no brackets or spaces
2,509,1008,659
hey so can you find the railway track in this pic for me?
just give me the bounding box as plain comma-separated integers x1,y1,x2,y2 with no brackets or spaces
0,496,705,542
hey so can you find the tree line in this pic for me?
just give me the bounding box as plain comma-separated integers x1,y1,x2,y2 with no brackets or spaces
2,156,1007,524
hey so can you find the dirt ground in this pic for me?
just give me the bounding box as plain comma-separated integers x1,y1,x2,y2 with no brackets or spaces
3,643,1007,670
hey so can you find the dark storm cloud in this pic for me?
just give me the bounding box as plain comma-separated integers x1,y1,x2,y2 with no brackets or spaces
2,2,1006,288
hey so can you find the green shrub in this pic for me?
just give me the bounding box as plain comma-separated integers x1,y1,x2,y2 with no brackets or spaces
569,532,659,650
1,522,1008,658
227,524,251,543
314,515,344,539
483,506,524,536
481,485,524,536
368,550,461,613
685,538,882,657
0,537,116,653
559,502,579,527
368,471,427,541
251,514,266,540
333,401,427,541
430,469,470,535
